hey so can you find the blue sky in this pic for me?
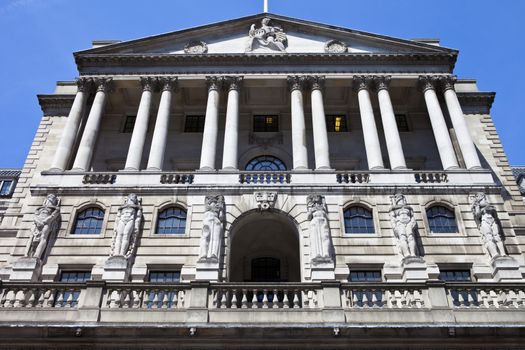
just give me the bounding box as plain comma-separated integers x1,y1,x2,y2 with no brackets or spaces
0,0,523,167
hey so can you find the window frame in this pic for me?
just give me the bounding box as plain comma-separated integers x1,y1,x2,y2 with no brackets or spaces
0,179,15,197
394,113,410,132
184,114,206,133
343,205,376,235
425,204,459,235
349,270,383,282
66,203,108,238
150,203,189,237
325,114,349,132
252,114,280,133
155,206,188,235
121,115,137,133
245,155,287,171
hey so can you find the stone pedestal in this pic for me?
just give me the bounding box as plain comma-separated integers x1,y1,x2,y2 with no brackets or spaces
10,257,41,281
102,256,129,282
310,260,335,281
384,257,428,282
195,261,220,281
491,256,521,282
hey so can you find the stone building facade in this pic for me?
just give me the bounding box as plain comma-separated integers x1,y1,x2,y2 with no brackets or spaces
0,13,524,349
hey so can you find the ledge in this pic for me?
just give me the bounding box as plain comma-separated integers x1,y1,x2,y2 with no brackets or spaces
37,94,75,117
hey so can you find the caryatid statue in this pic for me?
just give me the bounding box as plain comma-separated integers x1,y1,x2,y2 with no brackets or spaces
245,17,287,53
110,194,142,258
389,193,419,258
307,195,334,264
471,192,506,258
198,195,225,263
25,194,61,260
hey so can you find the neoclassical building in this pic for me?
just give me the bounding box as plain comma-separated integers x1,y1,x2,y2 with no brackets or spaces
0,13,524,349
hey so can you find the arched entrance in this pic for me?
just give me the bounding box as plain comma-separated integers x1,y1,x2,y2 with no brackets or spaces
228,210,301,282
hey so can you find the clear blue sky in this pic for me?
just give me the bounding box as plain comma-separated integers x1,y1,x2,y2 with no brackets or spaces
0,0,523,168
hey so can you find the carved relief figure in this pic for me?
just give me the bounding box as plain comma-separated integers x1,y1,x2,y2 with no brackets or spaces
25,194,61,260
198,195,225,263
111,194,143,258
471,192,506,258
246,17,287,53
389,193,419,258
307,195,333,264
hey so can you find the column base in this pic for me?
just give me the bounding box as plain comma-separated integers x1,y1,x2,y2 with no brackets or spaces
121,167,139,172
219,167,238,172
197,167,216,172
145,167,162,171
444,165,460,170
70,167,87,172
47,167,65,173
369,166,385,170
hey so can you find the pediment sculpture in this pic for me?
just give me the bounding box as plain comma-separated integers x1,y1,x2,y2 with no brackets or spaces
246,17,288,53
471,192,507,259
110,194,143,258
307,194,334,265
389,193,420,259
198,195,225,263
25,194,61,260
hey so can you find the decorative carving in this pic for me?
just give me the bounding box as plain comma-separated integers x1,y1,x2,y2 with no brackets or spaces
25,194,61,260
248,132,283,148
418,75,440,92
471,192,507,259
324,40,347,53
110,194,143,258
160,174,194,184
184,40,208,54
94,78,113,93
308,76,325,91
287,75,308,92
307,195,333,265
389,194,419,258
254,192,277,211
246,17,287,53
352,75,374,91
75,77,93,93
440,76,457,92
140,77,157,92
159,77,177,92
206,76,223,91
373,76,391,91
198,195,225,263
82,173,116,184
224,76,243,91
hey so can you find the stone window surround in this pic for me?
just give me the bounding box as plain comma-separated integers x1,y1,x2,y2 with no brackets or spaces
251,111,282,132
147,200,190,238
63,201,110,239
420,198,466,237
436,263,474,282
54,264,95,282
347,263,384,282
339,199,380,238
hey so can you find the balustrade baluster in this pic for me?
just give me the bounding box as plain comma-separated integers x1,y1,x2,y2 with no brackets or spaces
220,290,228,309
55,289,65,308
272,289,279,309
162,290,170,309
352,290,359,308
179,291,185,308
26,289,36,308
489,290,498,308
262,289,269,309
283,290,290,308
231,289,238,309
47,289,56,307
467,289,476,307
14,289,25,307
172,290,179,309
293,290,300,308
362,291,369,307
152,289,160,309
123,290,131,308
241,289,248,309
414,289,423,308
517,290,525,308
36,289,45,308
251,289,258,309
65,289,75,308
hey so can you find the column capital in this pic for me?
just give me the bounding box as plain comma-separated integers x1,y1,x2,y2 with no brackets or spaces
307,75,326,91
373,76,391,91
352,75,374,91
206,76,223,91
418,75,440,93
140,77,158,92
75,77,93,93
439,75,457,92
93,78,113,93
287,75,308,92
224,76,243,91
159,77,178,92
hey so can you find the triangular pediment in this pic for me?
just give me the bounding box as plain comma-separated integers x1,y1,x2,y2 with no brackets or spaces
76,13,455,57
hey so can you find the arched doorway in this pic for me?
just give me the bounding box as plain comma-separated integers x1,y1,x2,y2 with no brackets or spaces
229,211,301,282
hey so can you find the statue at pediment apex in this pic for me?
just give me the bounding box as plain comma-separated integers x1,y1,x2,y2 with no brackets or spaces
246,17,287,53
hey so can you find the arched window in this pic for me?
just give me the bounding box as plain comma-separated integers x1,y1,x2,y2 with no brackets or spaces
73,207,105,235
344,206,375,234
156,207,187,234
427,206,458,233
245,155,287,171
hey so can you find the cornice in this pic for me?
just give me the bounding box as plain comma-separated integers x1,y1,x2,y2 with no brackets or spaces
457,92,496,114
37,94,75,117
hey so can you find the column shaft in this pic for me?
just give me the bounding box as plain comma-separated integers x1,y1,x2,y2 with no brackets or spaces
221,77,242,170
50,78,90,171
71,78,112,171
199,77,221,170
124,78,156,170
288,76,309,170
309,77,331,170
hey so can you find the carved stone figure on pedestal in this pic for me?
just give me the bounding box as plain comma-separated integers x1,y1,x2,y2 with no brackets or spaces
198,195,225,263
110,194,142,258
389,193,419,259
307,195,333,264
246,17,287,53
25,194,61,260
471,192,506,258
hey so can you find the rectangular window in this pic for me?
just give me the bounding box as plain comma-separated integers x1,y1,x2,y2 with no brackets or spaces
122,116,136,133
148,271,181,283
395,114,409,132
0,180,13,196
326,115,348,132
58,271,91,307
349,270,382,282
439,270,471,282
147,271,181,308
253,115,279,132
60,271,92,282
184,115,206,132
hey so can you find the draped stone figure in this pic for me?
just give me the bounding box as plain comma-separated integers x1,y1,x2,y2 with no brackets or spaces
246,17,287,52
110,194,142,258
198,195,225,263
389,193,419,258
25,194,61,260
471,192,506,258
307,195,333,264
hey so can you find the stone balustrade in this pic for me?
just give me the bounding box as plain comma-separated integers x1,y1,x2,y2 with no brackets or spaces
342,285,426,308
447,285,525,308
239,172,292,184
105,284,188,309
0,283,84,308
336,172,370,184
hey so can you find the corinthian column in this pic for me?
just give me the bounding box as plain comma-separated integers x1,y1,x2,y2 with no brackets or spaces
124,77,157,171
199,77,222,170
374,76,407,169
287,76,309,170
50,78,92,171
354,76,384,169
441,76,482,169
146,77,177,171
308,76,331,170
419,76,459,170
221,76,242,170
71,78,113,171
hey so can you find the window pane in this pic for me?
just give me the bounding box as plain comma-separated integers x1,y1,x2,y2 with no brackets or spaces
122,116,136,133
184,115,206,132
148,271,181,283
60,271,91,282
156,207,186,234
0,180,12,195
326,115,348,132
245,156,286,171
253,115,279,132
439,270,471,282
395,114,409,132
350,271,382,282
344,207,374,234
73,208,104,234
427,206,458,233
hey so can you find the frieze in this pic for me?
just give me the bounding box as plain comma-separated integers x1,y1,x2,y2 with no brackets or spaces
37,94,75,117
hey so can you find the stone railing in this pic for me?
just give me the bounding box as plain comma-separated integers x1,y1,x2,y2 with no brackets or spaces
0,283,84,308
446,285,525,308
159,173,194,185
336,172,370,184
239,172,292,184
104,284,188,309
342,285,426,308
414,172,448,183
82,173,116,184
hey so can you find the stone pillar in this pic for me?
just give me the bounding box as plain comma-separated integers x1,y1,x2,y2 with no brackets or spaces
354,76,384,170
146,77,177,171
221,76,242,170
71,78,113,171
124,77,157,171
287,76,309,170
374,76,407,169
199,77,222,171
308,76,331,170
50,78,92,171
419,76,459,170
441,76,482,169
